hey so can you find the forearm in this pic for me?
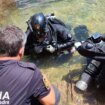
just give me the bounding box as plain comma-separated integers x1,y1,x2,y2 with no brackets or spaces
57,41,74,51
77,44,105,61
40,86,56,105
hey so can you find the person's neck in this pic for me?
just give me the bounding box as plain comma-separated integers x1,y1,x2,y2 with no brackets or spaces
0,56,21,61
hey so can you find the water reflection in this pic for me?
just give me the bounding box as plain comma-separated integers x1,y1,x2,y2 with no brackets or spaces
24,51,74,68
74,25,89,42
16,0,61,9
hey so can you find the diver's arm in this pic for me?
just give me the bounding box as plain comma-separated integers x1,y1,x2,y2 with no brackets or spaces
56,26,75,51
57,37,75,51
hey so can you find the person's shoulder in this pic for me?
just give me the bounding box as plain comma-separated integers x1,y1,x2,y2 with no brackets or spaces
17,61,36,71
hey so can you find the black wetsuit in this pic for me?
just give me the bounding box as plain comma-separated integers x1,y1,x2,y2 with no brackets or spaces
77,35,105,86
25,18,75,55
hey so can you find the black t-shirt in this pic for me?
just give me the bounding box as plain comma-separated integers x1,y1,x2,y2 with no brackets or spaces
0,60,50,105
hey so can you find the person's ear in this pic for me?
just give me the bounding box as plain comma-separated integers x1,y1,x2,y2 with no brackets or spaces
18,47,24,58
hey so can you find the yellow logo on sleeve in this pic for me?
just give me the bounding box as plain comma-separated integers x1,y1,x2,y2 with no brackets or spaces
42,74,50,90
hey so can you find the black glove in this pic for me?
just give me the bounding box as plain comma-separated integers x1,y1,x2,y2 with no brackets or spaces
34,45,43,54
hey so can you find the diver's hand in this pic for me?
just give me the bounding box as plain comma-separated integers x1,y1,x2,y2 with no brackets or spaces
75,42,82,48
70,47,76,53
46,45,56,53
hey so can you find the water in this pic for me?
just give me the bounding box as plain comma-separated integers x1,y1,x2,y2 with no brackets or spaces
16,0,59,9
1,0,105,104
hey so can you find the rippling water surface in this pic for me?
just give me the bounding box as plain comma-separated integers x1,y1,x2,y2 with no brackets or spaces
1,0,105,105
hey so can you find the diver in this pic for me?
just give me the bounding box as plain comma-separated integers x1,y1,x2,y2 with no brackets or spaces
75,32,105,91
24,12,75,56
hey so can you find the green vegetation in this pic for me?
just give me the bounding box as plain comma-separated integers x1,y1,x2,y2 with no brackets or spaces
1,0,105,104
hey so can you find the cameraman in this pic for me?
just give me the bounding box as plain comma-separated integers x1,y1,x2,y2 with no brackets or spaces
75,32,105,91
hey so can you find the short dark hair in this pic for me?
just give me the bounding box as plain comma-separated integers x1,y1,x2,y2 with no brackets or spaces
0,25,26,57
